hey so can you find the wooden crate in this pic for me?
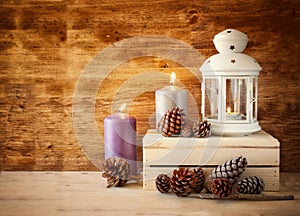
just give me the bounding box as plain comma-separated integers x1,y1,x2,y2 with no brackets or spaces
143,130,280,191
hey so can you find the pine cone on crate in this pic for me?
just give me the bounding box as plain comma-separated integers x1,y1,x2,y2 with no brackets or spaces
192,120,211,138
209,156,248,184
237,176,265,194
210,178,233,198
170,167,196,197
158,107,186,137
192,166,205,193
180,122,193,137
100,157,130,188
155,174,171,193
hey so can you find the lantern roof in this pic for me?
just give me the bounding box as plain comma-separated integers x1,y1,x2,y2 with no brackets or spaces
200,29,261,76
213,29,249,53
200,53,262,75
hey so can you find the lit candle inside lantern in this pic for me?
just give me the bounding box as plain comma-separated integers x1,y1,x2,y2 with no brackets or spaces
227,107,231,114
155,72,188,129
226,106,242,120
104,103,137,174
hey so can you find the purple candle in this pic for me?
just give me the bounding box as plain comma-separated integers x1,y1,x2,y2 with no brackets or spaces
104,107,137,175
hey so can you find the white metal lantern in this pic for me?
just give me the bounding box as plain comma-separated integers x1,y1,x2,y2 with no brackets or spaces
200,29,261,136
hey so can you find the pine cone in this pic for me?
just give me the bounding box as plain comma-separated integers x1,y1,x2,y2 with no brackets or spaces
158,107,186,137
180,122,193,137
211,178,233,198
170,167,195,197
209,156,247,184
192,120,211,138
237,176,265,194
100,157,130,188
155,174,171,193
192,166,205,193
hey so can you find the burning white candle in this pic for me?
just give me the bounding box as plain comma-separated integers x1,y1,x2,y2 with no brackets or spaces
155,72,188,129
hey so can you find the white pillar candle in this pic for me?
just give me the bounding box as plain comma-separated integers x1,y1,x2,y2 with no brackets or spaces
155,72,188,129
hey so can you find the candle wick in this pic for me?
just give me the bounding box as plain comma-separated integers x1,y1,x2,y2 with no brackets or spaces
118,103,127,113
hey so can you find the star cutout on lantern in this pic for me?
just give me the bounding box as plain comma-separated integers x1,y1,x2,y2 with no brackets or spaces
229,45,235,51
231,59,236,64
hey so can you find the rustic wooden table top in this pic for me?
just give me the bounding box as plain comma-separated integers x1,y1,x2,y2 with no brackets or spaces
0,172,299,216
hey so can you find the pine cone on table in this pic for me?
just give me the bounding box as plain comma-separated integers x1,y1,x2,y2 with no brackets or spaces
210,178,233,198
191,166,205,193
155,174,171,193
100,157,131,188
237,176,265,194
170,167,196,197
158,107,186,137
209,156,248,184
192,120,211,138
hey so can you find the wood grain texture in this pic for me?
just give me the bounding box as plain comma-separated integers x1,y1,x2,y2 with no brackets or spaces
143,130,279,166
0,0,299,171
0,172,299,216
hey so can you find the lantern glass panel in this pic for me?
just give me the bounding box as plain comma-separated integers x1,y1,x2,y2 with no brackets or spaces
225,78,247,122
204,78,220,121
252,77,258,121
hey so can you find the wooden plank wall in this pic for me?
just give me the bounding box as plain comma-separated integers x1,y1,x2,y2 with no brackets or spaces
0,0,299,171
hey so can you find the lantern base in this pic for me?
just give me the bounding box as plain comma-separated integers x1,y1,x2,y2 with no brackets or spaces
210,121,261,136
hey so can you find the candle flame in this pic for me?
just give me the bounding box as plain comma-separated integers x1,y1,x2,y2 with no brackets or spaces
170,72,176,85
118,103,127,113
227,107,231,113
